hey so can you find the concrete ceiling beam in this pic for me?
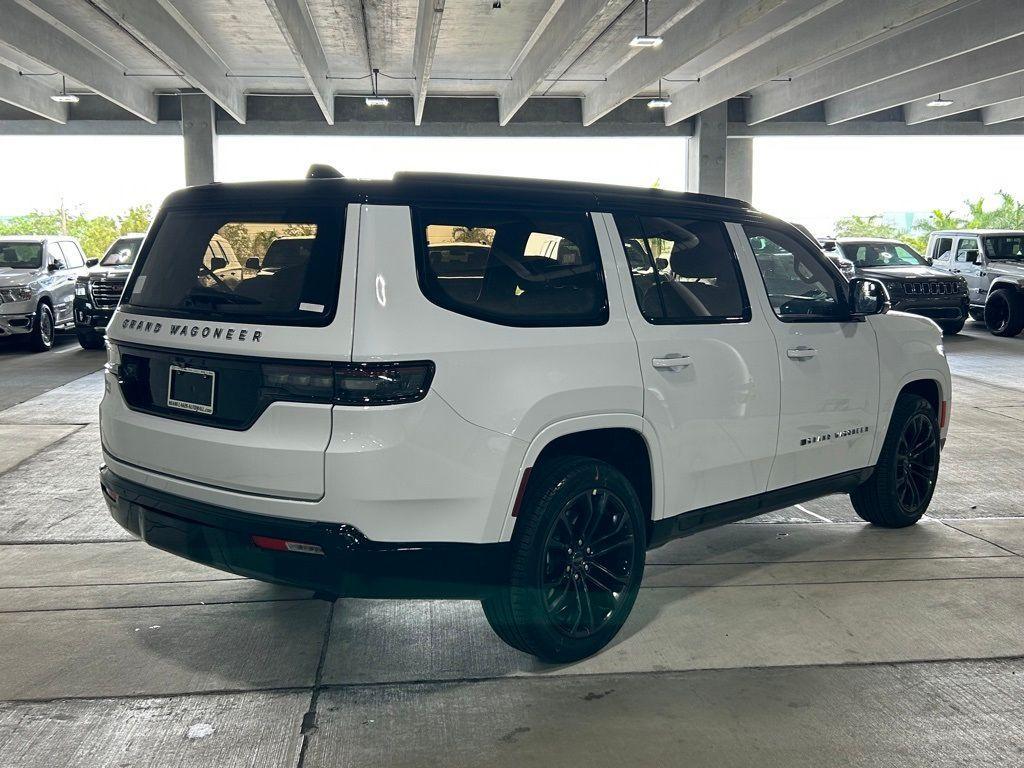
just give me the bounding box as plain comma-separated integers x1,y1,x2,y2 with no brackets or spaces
411,0,444,127
90,0,247,123
663,0,963,126
904,72,1024,124
0,0,157,122
0,61,67,123
265,0,334,124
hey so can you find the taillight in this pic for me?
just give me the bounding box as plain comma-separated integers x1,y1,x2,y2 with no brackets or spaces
333,361,435,406
260,361,434,406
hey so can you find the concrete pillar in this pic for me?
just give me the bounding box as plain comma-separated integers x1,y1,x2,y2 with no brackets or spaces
726,137,754,203
181,94,217,186
686,101,727,197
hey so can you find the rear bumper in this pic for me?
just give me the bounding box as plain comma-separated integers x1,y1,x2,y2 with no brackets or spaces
100,466,510,598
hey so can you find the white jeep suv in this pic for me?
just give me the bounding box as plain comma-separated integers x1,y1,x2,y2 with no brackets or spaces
99,171,951,661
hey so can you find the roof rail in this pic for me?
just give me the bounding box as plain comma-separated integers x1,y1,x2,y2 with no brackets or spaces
307,164,344,179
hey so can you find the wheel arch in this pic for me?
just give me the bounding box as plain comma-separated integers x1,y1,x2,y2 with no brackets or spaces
871,372,948,465
498,414,659,542
987,279,1024,297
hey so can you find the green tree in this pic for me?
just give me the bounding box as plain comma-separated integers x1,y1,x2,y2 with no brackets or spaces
117,205,153,235
834,214,903,240
0,204,155,259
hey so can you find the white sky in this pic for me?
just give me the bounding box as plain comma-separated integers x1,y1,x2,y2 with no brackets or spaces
1,134,1022,236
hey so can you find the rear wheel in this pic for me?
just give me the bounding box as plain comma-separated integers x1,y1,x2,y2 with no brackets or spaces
968,307,985,322
985,289,1024,337
851,394,940,528
481,456,646,662
76,328,104,350
29,303,54,352
938,318,965,335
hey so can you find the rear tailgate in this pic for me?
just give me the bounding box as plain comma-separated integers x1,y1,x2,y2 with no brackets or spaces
101,198,359,501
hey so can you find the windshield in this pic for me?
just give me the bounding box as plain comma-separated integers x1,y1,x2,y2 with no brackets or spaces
122,204,345,326
0,242,43,270
984,235,1024,262
101,237,143,266
840,241,925,268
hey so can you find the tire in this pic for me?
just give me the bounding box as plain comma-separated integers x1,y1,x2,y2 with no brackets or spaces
76,328,105,350
938,318,965,335
851,394,940,528
968,307,985,322
985,289,1024,337
29,302,55,352
481,456,646,662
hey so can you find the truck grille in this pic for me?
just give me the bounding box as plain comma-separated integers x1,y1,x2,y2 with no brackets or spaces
903,280,960,295
90,278,127,309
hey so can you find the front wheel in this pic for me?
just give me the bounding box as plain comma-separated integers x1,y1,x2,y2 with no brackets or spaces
482,456,646,662
851,394,940,528
29,303,54,352
938,318,965,335
985,289,1024,337
76,328,105,350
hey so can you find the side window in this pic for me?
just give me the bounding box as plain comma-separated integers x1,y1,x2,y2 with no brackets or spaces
745,226,847,320
46,242,65,268
58,242,85,268
614,214,749,324
955,237,980,263
417,209,607,327
932,237,953,262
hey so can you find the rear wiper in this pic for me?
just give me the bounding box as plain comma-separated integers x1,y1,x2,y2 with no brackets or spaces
183,289,261,306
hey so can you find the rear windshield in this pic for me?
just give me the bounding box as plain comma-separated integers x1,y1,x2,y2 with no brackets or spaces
101,237,143,266
0,242,42,269
122,205,345,326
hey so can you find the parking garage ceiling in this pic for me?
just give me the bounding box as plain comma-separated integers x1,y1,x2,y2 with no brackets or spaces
0,0,1023,134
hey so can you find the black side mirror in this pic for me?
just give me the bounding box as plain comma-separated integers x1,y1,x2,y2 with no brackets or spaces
924,256,933,266
965,249,980,264
245,257,261,270
86,258,98,267
849,277,890,317
654,256,668,271
209,256,228,271
48,260,64,272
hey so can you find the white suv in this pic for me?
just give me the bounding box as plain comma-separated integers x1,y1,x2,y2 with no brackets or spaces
99,171,951,661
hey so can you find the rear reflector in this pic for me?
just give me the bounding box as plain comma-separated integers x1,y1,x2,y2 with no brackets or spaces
511,467,532,517
251,535,325,555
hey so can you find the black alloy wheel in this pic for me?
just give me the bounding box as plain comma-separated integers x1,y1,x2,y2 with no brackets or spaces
894,412,939,517
481,456,646,662
541,488,637,639
851,393,940,528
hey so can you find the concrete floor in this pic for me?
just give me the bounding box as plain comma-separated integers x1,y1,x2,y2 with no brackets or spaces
1,322,1024,767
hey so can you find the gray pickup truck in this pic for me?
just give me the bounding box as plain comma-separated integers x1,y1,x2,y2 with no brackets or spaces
927,230,1024,336
0,235,91,351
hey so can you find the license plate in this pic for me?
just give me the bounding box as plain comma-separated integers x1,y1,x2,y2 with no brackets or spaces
167,365,216,415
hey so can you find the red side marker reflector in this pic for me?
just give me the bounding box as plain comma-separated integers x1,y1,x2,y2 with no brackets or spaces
511,467,533,517
939,401,947,429
251,535,324,555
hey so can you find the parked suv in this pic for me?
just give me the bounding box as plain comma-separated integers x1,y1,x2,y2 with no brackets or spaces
927,230,1024,336
99,171,951,661
831,238,969,334
75,233,146,349
0,235,89,351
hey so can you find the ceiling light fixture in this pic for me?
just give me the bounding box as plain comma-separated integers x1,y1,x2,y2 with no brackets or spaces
630,0,662,47
927,94,954,108
647,79,671,109
365,68,389,107
50,75,80,104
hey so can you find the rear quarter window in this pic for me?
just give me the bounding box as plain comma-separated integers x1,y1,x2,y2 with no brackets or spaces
122,205,345,327
415,208,608,327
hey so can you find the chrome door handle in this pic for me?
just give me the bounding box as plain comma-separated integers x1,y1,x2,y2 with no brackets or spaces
652,355,692,370
787,346,817,360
